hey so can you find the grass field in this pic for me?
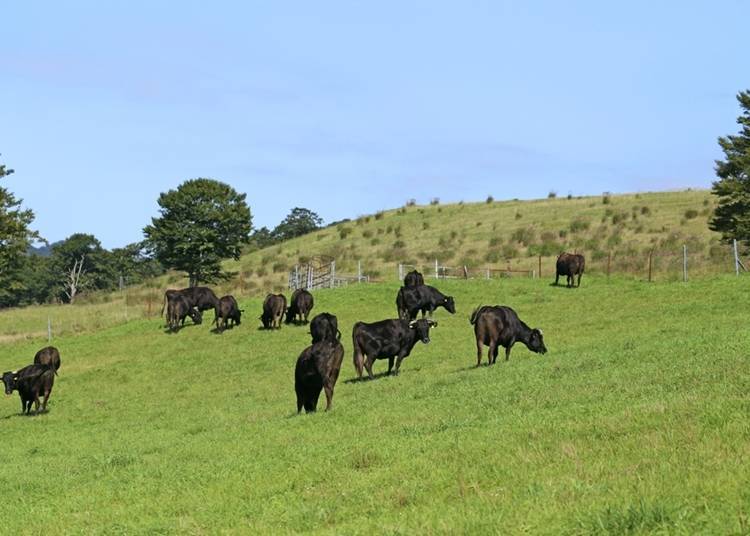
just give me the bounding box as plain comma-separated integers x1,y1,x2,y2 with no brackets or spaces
0,275,748,534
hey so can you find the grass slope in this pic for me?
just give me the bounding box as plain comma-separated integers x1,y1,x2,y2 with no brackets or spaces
222,189,724,294
0,275,748,533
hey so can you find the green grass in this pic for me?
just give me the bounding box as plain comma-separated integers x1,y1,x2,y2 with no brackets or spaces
0,275,748,533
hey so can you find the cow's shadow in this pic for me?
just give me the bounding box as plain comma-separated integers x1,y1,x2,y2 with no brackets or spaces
163,322,202,335
549,282,579,289
1,409,49,419
343,371,398,384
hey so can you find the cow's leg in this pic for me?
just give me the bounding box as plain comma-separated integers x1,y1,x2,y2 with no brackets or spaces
505,341,514,361
476,338,483,367
568,275,573,288
41,388,51,412
20,398,26,414
323,381,334,411
364,356,375,379
387,357,395,374
577,272,582,287
33,394,41,413
296,387,304,414
555,273,559,286
488,340,497,365
353,351,364,379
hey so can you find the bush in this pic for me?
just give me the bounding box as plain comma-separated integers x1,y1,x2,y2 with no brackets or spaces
394,225,402,238
511,226,536,246
375,211,385,220
569,218,590,233
393,240,406,249
486,195,494,203
558,229,568,238
256,266,267,277
272,261,286,273
684,209,699,220
338,226,353,239
485,249,501,263
640,206,651,216
548,190,557,198
406,199,416,207
475,221,482,227
515,211,522,220
422,221,429,230
602,192,611,204
611,211,628,225
362,229,373,238
488,236,503,247
501,243,519,259
386,225,393,234
370,238,380,246
703,198,710,206
430,198,440,206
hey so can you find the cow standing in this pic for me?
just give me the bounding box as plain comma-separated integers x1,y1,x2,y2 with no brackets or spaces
214,295,242,332
470,305,547,366
555,253,585,288
310,313,341,344
403,269,424,287
167,295,202,331
261,294,287,329
396,285,456,320
286,289,314,324
34,346,61,374
162,286,220,326
294,340,344,413
2,363,56,414
352,318,437,379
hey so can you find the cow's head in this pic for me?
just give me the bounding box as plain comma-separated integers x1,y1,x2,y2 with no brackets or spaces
189,308,203,325
443,296,456,314
1,371,17,395
528,329,547,355
409,319,437,344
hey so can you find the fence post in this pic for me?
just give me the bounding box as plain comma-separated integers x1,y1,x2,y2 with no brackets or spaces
607,252,612,278
47,317,52,342
648,250,653,283
435,259,438,279
486,267,490,280
734,239,740,276
398,263,403,281
358,260,362,283
308,266,313,289
538,255,542,279
330,261,336,288
683,245,688,282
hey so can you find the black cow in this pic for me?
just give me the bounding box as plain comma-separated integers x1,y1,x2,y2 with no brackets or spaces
261,294,287,329
470,305,547,366
294,340,344,413
310,312,341,344
34,346,61,374
2,363,56,414
555,253,585,288
214,295,242,332
162,286,219,326
403,269,425,287
352,318,437,379
396,285,456,320
167,295,202,331
286,289,314,324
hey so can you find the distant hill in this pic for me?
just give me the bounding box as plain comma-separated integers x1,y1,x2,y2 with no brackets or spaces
28,241,62,257
207,189,724,294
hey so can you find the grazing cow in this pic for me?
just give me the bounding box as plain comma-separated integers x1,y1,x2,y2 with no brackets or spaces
294,340,345,413
470,305,547,366
352,318,437,379
396,285,456,320
555,253,585,288
2,363,56,414
286,289,314,324
33,346,61,374
167,295,202,331
403,269,425,287
162,286,219,326
214,295,242,332
261,294,287,329
310,312,341,344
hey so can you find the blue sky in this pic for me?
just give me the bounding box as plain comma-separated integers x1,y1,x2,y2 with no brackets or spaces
2,1,748,248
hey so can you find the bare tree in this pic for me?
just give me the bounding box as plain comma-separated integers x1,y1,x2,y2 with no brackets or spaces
64,255,85,304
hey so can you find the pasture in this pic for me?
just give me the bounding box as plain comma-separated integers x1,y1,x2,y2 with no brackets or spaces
0,275,748,534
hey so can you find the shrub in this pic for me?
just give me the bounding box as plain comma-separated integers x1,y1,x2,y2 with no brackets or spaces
703,198,710,206
386,225,393,234
256,266,267,277
567,193,573,199
640,206,651,216
422,221,429,230
488,237,502,247
375,211,385,220
476,221,482,227
394,225,402,238
501,243,519,259
486,195,494,203
511,226,536,246
370,238,380,246
362,229,373,238
272,261,286,273
684,209,699,220
406,199,416,207
611,211,628,225
559,229,568,238
450,230,458,240
430,198,440,205
602,192,611,204
377,228,384,235
485,249,501,263
569,218,590,233
515,211,522,220
393,239,406,249
338,226,353,239
548,190,557,199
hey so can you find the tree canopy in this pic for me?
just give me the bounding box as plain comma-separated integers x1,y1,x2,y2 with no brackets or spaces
272,207,323,242
710,90,750,245
143,178,252,286
0,156,42,306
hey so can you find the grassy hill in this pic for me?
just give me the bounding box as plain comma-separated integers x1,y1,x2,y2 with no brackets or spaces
219,189,725,296
0,275,748,533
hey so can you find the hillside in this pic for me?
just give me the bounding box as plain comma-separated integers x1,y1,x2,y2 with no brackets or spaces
222,189,725,295
0,276,747,533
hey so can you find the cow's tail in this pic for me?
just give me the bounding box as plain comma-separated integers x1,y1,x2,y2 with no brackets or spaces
469,305,485,325
352,323,365,378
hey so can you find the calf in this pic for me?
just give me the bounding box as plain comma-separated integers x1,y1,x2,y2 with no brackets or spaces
34,346,61,374
555,253,585,288
286,289,314,324
310,312,341,344
294,340,345,413
162,286,219,326
470,305,547,366
214,295,242,332
396,285,456,320
352,318,437,379
167,295,202,331
403,269,424,287
2,363,56,414
261,294,287,329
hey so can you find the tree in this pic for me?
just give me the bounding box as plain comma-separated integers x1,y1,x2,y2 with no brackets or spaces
710,90,750,245
50,233,115,303
272,207,323,242
110,241,164,286
247,226,276,251
0,156,43,307
143,179,252,286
